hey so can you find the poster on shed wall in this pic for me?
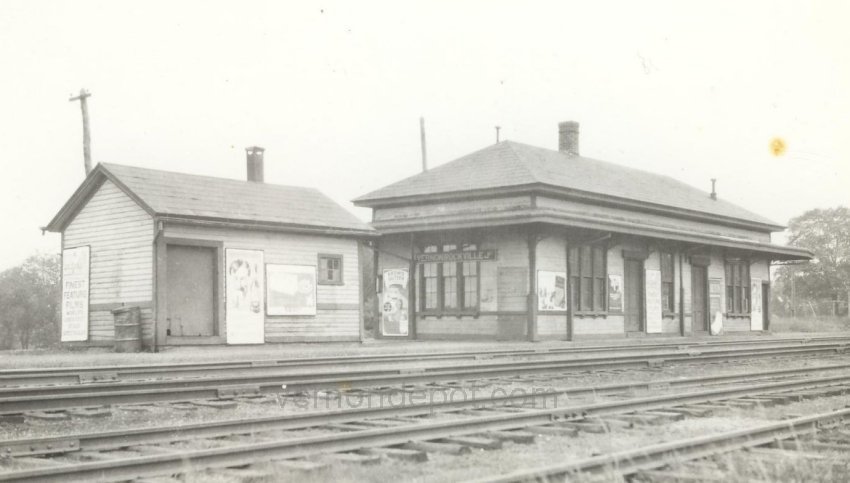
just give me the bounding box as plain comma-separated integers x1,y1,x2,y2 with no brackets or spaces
61,246,90,342
225,249,265,344
537,271,567,311
381,268,409,336
645,269,663,333
267,264,317,316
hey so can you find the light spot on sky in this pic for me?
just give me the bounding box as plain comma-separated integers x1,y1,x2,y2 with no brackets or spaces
770,138,787,157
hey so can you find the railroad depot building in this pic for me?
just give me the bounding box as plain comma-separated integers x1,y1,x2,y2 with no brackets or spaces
46,148,376,349
355,122,813,341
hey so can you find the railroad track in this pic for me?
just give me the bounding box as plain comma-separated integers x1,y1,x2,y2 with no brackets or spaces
3,334,848,388
478,407,850,482
3,366,850,482
1,341,848,414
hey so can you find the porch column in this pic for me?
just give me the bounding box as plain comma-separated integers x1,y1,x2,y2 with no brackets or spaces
527,229,539,342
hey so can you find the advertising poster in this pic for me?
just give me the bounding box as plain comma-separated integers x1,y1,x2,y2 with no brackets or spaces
537,271,567,311
61,246,90,342
709,278,723,335
645,269,662,333
750,278,763,330
267,264,317,316
381,268,409,336
225,249,265,344
608,274,623,312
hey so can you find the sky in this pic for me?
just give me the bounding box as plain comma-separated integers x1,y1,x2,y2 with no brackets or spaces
0,1,848,270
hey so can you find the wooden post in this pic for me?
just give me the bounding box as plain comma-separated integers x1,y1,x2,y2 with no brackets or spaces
527,229,538,342
419,117,427,172
565,237,573,341
409,233,417,339
679,250,685,336
69,89,93,175
372,240,380,339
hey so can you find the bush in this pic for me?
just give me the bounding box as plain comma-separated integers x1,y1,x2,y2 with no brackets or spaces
0,253,61,349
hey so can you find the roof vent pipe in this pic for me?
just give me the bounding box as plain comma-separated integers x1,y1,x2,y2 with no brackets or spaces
558,121,579,156
246,146,265,182
710,178,717,200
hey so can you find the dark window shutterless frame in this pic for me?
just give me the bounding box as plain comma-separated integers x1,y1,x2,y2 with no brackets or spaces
317,254,343,285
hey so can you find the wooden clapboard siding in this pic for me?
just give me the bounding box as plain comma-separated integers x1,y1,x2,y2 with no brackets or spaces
537,314,566,337
536,236,565,271
164,223,360,340
374,196,532,222
417,316,498,335
63,180,154,342
574,315,624,335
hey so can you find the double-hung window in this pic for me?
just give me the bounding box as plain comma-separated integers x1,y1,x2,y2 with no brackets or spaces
569,244,607,314
419,243,480,314
725,260,750,315
661,251,675,315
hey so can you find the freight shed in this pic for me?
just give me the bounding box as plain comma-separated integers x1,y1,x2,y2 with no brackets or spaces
354,122,813,341
46,148,376,349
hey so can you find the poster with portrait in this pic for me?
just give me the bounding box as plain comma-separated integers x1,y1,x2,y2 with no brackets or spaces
608,274,623,312
750,278,763,330
61,246,90,342
225,249,265,344
537,271,567,311
267,264,317,316
381,268,409,336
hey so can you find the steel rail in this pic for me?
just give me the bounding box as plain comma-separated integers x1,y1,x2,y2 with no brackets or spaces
1,342,848,413
2,335,847,387
3,373,850,482
474,408,850,482
2,361,849,459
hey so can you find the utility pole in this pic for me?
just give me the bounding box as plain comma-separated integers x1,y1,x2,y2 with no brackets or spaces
69,89,92,175
419,117,427,172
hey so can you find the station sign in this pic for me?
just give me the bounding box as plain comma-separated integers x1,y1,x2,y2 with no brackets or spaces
414,249,497,263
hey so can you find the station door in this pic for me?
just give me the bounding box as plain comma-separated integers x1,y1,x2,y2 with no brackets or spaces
166,245,216,337
691,265,709,332
624,259,644,332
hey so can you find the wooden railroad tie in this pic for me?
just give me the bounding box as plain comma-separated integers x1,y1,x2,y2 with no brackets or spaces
358,447,428,462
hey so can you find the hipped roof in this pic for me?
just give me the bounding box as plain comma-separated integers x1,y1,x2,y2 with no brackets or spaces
46,163,376,236
355,141,783,231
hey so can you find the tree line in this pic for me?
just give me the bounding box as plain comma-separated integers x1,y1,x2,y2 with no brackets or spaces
0,253,61,349
772,206,850,317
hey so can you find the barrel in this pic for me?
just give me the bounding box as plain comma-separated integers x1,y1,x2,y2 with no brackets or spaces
112,306,142,353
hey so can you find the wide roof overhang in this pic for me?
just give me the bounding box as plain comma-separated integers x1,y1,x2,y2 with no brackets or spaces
370,208,812,262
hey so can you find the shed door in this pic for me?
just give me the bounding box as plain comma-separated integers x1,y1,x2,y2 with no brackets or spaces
167,245,216,337
624,259,644,332
691,265,709,332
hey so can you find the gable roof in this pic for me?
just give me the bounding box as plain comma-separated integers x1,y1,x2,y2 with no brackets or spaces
46,163,375,236
354,141,782,231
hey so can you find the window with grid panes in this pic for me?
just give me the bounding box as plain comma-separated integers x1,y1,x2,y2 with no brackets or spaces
569,244,607,314
725,260,750,315
418,243,480,314
661,252,675,314
317,254,343,285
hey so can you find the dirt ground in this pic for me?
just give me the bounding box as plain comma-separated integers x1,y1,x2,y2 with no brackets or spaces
0,330,846,369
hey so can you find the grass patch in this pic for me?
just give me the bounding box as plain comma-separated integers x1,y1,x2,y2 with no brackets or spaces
770,316,850,333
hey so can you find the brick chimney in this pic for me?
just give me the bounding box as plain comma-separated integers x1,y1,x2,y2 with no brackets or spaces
246,146,265,182
558,121,579,156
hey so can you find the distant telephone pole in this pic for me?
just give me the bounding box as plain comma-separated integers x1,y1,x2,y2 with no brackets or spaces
69,89,92,175
419,117,428,172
